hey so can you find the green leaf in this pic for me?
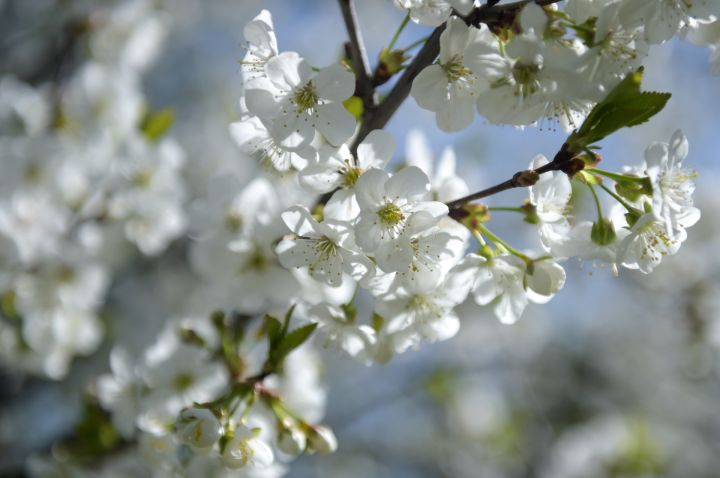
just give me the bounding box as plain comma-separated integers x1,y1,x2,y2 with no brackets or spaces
280,304,297,338
568,68,671,151
140,108,175,141
264,315,284,349
273,323,318,363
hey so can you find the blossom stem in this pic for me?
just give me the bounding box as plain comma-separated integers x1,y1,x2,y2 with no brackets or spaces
587,183,604,223
488,206,525,213
476,223,532,263
587,168,647,184
338,0,375,111
401,35,430,53
598,183,637,213
472,229,487,246
446,149,572,212
388,14,410,51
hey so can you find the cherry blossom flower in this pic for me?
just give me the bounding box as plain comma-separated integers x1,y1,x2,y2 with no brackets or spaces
245,52,356,149
277,206,374,287
353,167,448,271
222,425,275,469
306,302,377,364
411,16,489,131
299,129,395,220
643,129,700,238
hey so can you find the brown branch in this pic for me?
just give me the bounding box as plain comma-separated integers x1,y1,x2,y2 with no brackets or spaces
338,0,375,113
446,141,583,220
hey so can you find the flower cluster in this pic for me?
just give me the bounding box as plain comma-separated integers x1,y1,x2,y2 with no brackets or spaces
4,1,716,477
224,5,703,362
89,315,333,477
407,0,717,132
0,0,185,378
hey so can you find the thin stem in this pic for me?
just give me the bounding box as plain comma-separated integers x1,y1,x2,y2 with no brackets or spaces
472,229,487,246
587,168,647,183
388,13,410,51
401,35,430,52
476,223,532,263
488,206,525,213
446,158,564,210
586,183,604,223
598,183,636,213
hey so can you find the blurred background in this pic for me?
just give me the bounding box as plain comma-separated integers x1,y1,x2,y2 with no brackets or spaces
1,0,720,477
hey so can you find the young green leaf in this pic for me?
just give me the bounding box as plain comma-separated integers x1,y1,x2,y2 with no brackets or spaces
273,323,318,363
264,315,284,349
568,68,671,152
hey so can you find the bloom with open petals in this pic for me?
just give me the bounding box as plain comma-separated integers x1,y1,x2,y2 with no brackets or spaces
245,52,356,149
277,206,374,287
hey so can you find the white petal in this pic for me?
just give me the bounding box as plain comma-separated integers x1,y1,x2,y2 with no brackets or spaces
385,166,430,199
298,163,342,193
270,110,315,150
411,65,450,112
355,168,390,209
324,189,360,221
281,206,318,236
669,129,688,164
315,103,356,146
244,78,282,118
266,51,309,89
519,3,548,34
440,16,470,62
357,129,396,169
526,260,566,302
314,64,355,101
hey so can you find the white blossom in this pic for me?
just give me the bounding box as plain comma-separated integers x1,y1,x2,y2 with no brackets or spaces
306,302,377,364
277,206,374,287
175,407,222,449
643,129,700,238
245,52,356,149
354,167,448,271
411,17,489,131
222,425,275,469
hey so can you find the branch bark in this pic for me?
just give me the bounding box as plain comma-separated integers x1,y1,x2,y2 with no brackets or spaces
446,141,583,220
338,0,375,112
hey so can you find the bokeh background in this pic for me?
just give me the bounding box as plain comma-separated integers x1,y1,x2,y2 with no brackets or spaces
1,0,720,477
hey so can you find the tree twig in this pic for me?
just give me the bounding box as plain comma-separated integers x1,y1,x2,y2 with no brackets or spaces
338,0,375,113
446,141,582,220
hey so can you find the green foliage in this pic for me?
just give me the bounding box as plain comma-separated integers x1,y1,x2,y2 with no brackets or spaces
568,68,671,152
272,323,318,364
264,306,317,372
59,399,122,461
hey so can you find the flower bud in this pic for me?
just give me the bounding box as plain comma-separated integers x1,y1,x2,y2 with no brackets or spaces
307,425,337,454
277,425,306,456
513,170,540,187
175,407,222,449
521,200,540,225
